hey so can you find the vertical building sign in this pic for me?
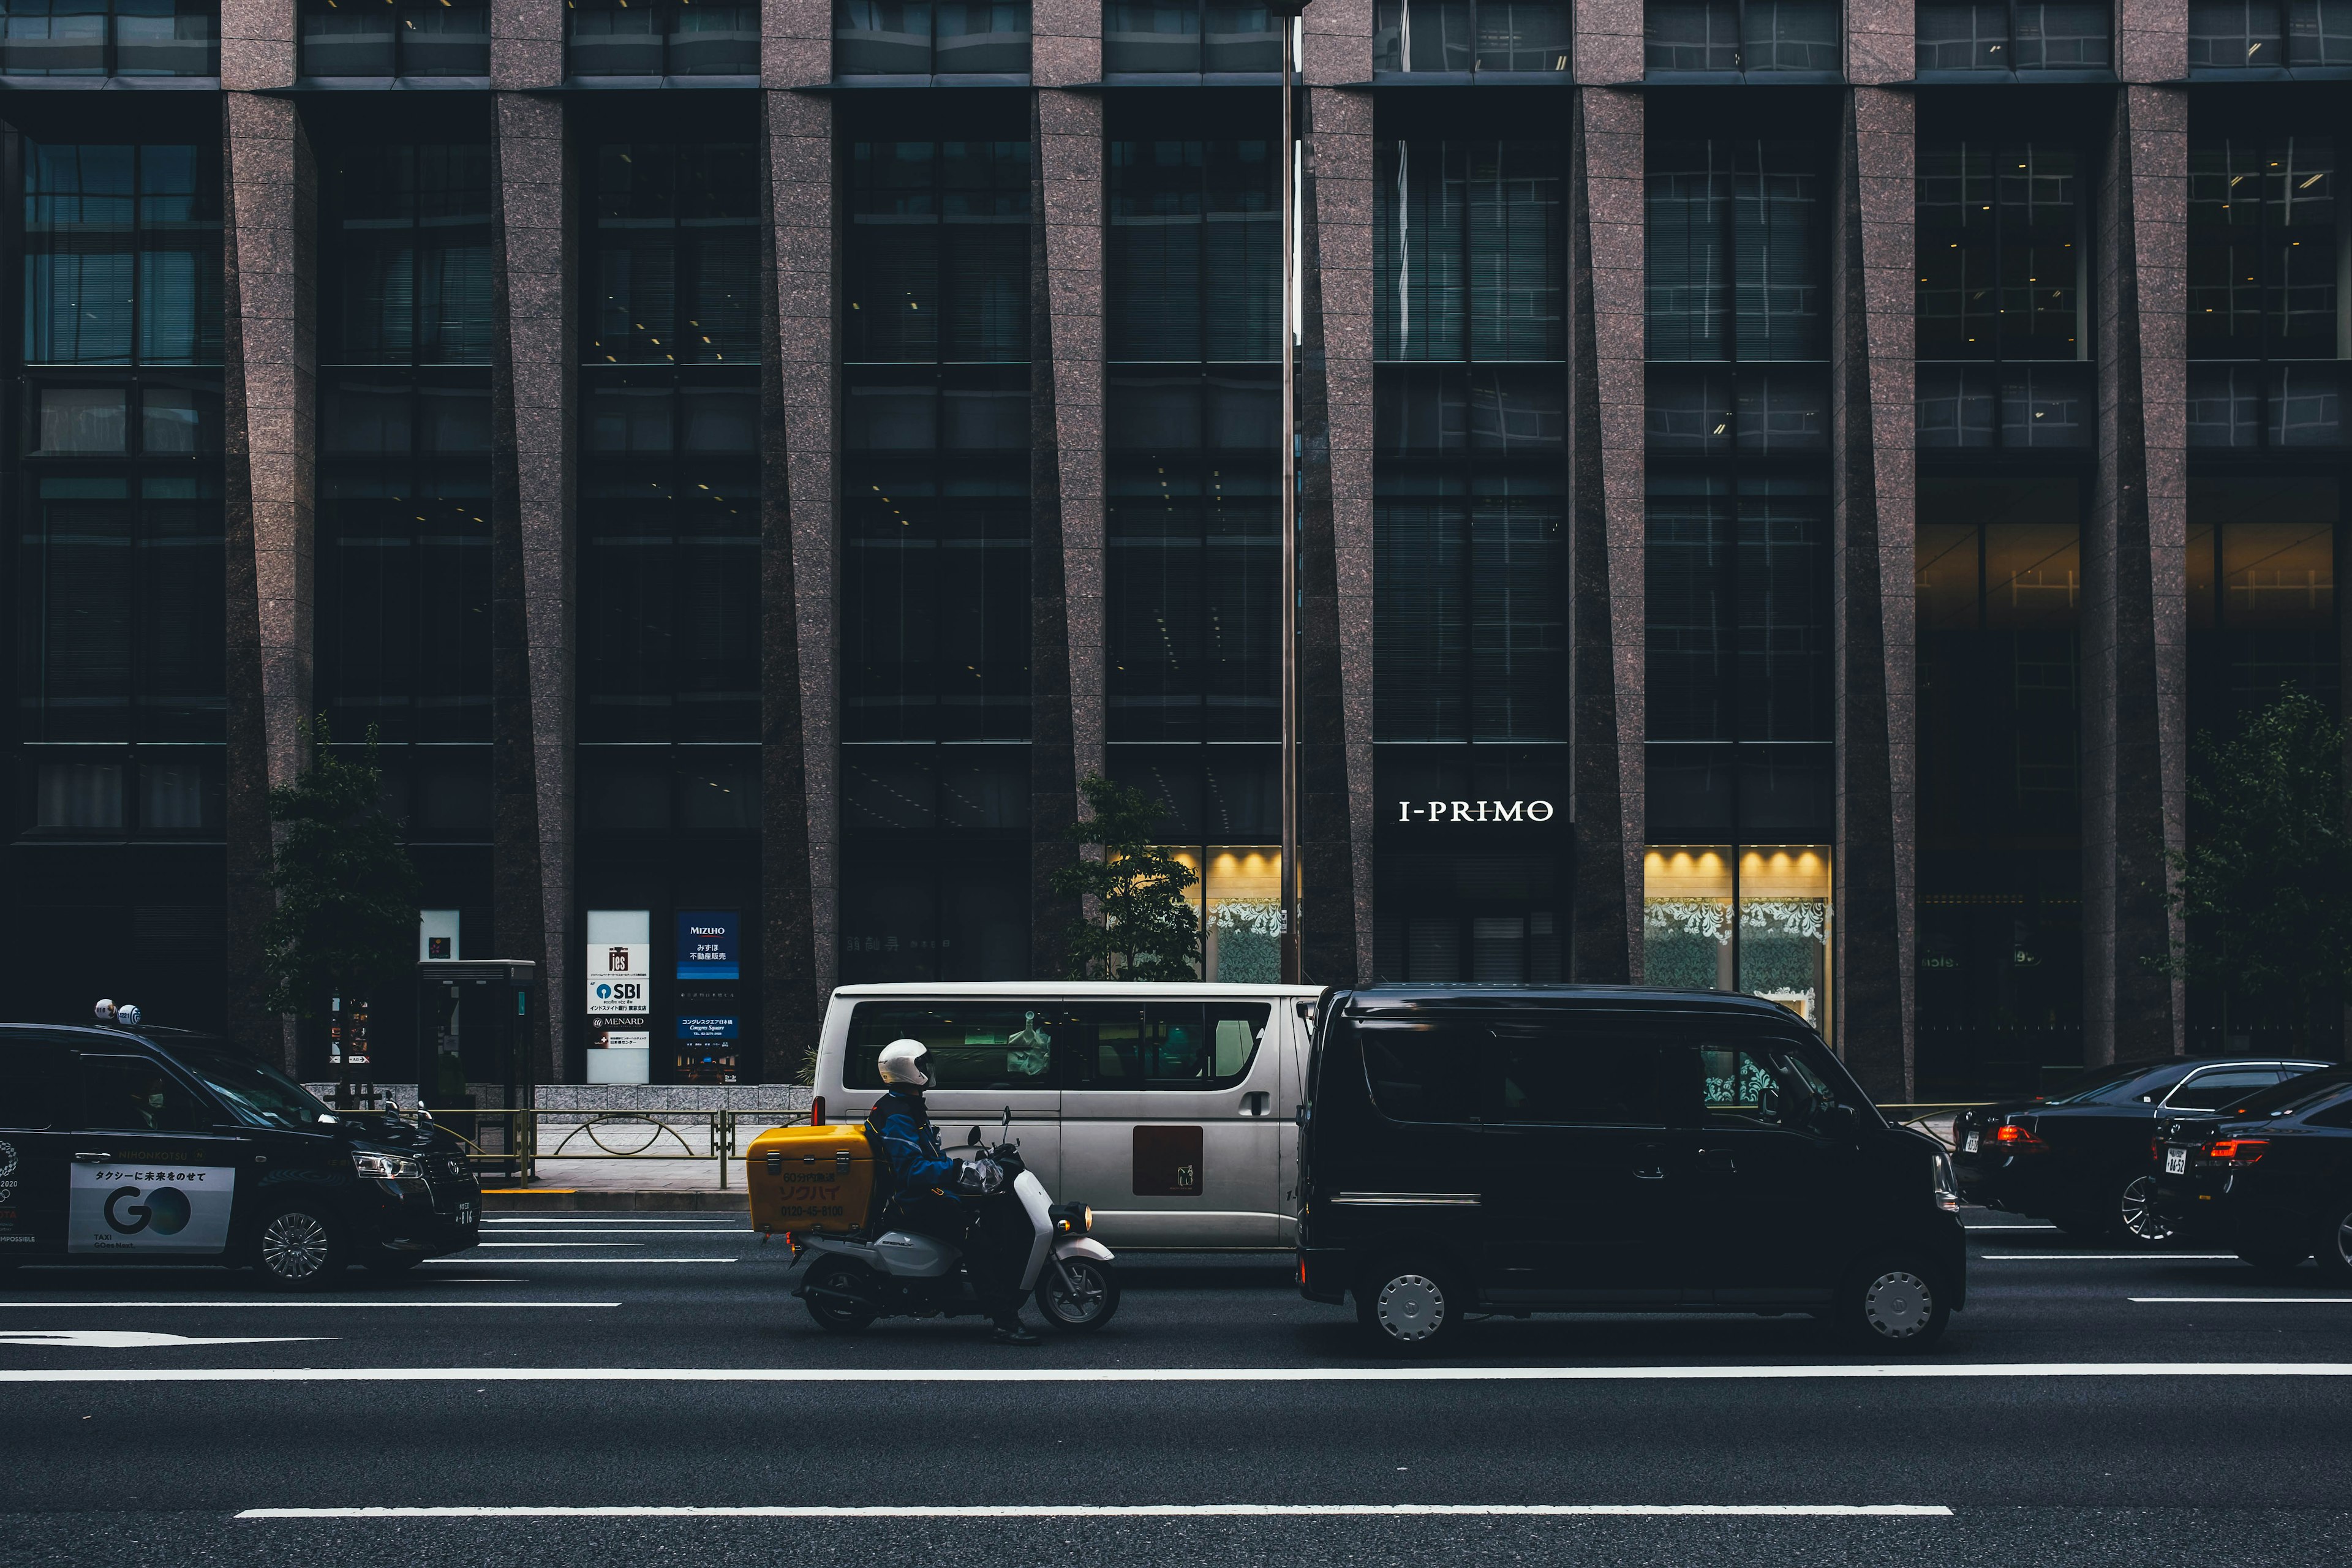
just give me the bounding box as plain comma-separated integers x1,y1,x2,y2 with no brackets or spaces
674,910,741,1084
585,910,653,1085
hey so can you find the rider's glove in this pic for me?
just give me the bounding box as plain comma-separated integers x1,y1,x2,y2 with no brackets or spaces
954,1158,1005,1196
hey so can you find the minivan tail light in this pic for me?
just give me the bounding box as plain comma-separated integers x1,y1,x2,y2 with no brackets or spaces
810,1096,825,1127
2204,1138,2269,1166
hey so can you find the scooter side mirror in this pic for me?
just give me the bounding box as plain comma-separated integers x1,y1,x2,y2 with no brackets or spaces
967,1127,982,1148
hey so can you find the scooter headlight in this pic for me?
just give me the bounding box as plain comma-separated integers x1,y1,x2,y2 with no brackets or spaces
1050,1202,1091,1235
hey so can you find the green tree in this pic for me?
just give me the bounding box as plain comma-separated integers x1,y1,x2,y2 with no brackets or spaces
1050,775,1204,982
260,720,423,1094
2158,687,2352,1052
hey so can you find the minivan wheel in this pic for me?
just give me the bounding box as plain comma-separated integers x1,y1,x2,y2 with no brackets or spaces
2116,1174,2174,1246
1355,1262,1460,1354
252,1205,345,1291
1837,1258,1950,1352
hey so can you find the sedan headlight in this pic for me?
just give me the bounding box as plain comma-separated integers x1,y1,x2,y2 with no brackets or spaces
352,1150,424,1182
1932,1150,1962,1214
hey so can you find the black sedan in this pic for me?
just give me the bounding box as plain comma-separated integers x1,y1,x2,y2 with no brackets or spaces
2152,1067,2352,1275
1952,1055,2327,1243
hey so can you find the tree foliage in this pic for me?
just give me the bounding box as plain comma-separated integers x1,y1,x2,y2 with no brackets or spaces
1049,775,1204,982
260,719,423,1021
2158,687,2352,1046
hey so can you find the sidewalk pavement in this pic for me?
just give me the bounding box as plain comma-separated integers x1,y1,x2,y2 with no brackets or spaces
483,1159,750,1211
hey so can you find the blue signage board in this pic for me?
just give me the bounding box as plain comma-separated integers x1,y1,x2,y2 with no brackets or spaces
677,1016,740,1041
675,910,740,979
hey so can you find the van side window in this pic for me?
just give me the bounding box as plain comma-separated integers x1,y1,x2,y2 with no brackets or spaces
845,1005,1077,1091
1701,1045,1841,1133
1355,1022,1478,1123
1072,1003,1269,1090
77,1055,211,1133
1484,1030,1670,1125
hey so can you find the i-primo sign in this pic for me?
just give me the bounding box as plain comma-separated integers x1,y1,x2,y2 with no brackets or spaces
1399,799,1555,823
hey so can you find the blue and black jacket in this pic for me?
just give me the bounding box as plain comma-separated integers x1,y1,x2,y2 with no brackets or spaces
865,1088,963,1228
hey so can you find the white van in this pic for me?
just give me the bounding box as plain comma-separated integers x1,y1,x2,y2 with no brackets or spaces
810,982,1325,1249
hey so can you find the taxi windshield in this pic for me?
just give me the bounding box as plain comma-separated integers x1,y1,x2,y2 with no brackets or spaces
176,1046,336,1129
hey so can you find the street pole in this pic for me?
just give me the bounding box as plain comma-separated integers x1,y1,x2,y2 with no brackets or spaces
1276,2,1302,984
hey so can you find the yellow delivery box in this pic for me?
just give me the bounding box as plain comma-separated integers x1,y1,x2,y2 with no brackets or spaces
746,1123,881,1236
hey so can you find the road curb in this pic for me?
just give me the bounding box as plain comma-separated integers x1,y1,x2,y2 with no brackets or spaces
481,1189,750,1212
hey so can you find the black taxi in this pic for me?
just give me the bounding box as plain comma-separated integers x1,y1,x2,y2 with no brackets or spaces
0,1021,481,1287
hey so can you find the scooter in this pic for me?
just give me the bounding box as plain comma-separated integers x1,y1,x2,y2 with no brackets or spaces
789,1126,1120,1335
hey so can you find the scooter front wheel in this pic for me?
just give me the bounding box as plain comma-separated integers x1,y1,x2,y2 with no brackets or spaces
804,1259,880,1334
1035,1256,1121,1333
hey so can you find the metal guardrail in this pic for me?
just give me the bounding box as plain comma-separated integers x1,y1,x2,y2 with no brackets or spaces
415,1107,814,1189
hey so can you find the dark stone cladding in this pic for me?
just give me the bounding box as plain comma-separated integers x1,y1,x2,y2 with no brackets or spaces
1830,87,1917,1099
757,92,822,1084
1027,101,1080,978
221,91,316,1069
1299,85,1366,986
1571,88,1645,982
488,92,570,1081
767,86,840,1006
2086,84,2189,1064
1039,91,1106,842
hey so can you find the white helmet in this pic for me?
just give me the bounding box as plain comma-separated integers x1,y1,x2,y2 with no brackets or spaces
876,1038,930,1088
93,998,116,1023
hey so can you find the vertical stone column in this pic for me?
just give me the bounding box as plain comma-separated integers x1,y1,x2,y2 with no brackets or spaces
2085,85,2189,1065
766,89,841,1007
221,85,315,1065
491,0,565,86
1569,88,1645,981
1572,0,1643,83
2116,0,2190,84
1300,83,1373,986
489,94,573,1082
1844,0,1915,86
1039,93,1106,807
218,0,294,87
1830,87,1917,1098
1031,0,1099,85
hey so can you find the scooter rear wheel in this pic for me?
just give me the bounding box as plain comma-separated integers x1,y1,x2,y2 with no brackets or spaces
804,1259,880,1333
1035,1256,1120,1332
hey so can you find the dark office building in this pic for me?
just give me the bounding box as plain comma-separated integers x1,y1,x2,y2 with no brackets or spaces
3,0,2343,1095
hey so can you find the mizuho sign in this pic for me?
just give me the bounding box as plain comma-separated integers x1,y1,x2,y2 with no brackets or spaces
1395,799,1557,824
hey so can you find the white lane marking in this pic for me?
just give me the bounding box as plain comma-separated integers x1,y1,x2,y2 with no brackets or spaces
2131,1297,2352,1305
0,1302,617,1310
420,1258,736,1266
1975,1260,2230,1269
1962,1224,2059,1231
0,1330,332,1349
238,1504,1955,1520
15,1362,2352,1386
477,1243,644,1249
483,1229,747,1235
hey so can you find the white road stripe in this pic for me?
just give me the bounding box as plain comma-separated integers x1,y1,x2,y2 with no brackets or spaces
421,1258,736,1265
0,1301,617,1309
236,1504,1955,1520
1962,1224,2059,1231
1975,1260,2230,1269
477,1243,644,1248
483,1229,747,1235
2131,1297,2352,1305
13,1362,2352,1386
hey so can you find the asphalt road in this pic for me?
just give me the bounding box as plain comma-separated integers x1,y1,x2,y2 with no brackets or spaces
4,1210,2351,1567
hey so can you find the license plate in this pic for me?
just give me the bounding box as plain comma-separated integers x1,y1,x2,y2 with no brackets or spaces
2165,1148,2187,1175
456,1202,476,1227
1961,1132,1978,1154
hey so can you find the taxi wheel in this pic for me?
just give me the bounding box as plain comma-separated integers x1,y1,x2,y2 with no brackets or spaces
2116,1174,2175,1247
1836,1256,1951,1352
252,1204,347,1291
2316,1200,2352,1282
1355,1260,1461,1355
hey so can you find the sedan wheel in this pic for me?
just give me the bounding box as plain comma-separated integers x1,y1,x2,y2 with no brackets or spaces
254,1207,342,1291
2318,1204,2352,1282
2117,1174,2174,1246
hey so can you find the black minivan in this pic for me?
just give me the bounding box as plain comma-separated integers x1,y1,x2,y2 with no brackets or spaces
0,1022,481,1287
1296,987,1966,1351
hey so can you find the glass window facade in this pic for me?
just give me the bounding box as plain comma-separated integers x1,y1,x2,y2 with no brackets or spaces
1104,0,1280,73
0,0,217,75
1917,0,2113,71
2187,0,2352,69
840,125,1032,982
1372,0,1570,72
1644,0,1841,75
2187,128,2343,450
833,0,1030,75
298,0,488,77
568,0,759,77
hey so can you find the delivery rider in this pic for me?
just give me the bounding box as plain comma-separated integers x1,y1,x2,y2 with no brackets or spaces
865,1038,1040,1346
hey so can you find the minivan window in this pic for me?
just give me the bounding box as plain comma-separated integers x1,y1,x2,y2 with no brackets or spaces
846,1004,1071,1091
1356,1021,1479,1123
1074,1003,1268,1089
1485,1031,1672,1125
1702,1044,1842,1134
78,1055,212,1133
177,1046,336,1129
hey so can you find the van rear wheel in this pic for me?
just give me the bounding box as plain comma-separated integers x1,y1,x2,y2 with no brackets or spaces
1355,1261,1461,1354
1835,1256,1950,1352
